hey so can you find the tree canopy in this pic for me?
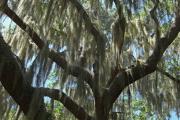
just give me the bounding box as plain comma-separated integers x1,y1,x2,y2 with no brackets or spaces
0,0,180,120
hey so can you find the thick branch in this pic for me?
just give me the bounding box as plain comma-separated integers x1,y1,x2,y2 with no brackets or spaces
3,7,44,49
0,34,50,120
157,67,180,83
37,87,93,120
1,6,93,89
68,0,107,102
48,50,94,88
107,11,180,107
69,0,107,58
0,34,93,120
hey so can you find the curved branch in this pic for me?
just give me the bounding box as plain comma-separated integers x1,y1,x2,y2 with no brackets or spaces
0,34,50,120
157,67,180,83
0,34,93,120
68,0,107,58
37,87,94,120
107,11,180,108
68,0,107,102
1,6,94,90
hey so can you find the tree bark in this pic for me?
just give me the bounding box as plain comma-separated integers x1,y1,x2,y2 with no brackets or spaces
0,34,93,120
107,8,180,109
2,5,94,91
0,34,51,120
0,1,180,120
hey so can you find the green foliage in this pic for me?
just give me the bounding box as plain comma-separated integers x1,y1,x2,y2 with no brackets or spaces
46,100,64,120
131,99,155,120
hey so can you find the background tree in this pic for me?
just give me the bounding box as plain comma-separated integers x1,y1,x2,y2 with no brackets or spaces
0,0,180,120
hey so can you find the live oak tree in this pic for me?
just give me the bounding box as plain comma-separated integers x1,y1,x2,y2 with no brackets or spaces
0,0,180,120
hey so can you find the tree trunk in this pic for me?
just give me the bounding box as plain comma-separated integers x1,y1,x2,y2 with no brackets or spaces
95,96,110,120
95,105,110,120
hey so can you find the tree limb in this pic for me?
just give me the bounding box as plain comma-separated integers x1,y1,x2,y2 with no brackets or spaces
150,0,160,41
106,0,126,87
156,67,180,83
0,34,93,120
106,10,180,108
0,34,50,120
111,0,126,55
68,0,108,102
68,0,107,59
1,6,94,90
37,87,94,120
